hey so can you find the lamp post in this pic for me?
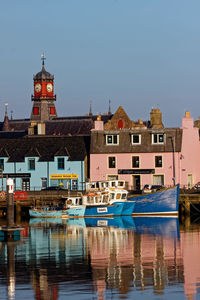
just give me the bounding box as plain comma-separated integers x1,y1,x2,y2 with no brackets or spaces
0,167,3,191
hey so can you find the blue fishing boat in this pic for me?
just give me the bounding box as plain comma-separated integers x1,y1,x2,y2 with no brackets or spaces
29,207,66,218
65,189,131,217
129,184,179,215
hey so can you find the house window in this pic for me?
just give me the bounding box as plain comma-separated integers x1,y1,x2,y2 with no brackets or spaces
58,158,65,170
50,107,55,115
152,133,164,144
106,135,119,145
132,156,140,168
107,175,118,180
153,175,164,185
108,157,116,168
155,156,162,168
41,178,47,189
0,159,4,171
28,158,35,170
33,107,39,115
132,134,141,144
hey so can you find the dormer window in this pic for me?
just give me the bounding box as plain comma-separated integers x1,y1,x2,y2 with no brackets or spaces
131,134,141,145
28,158,35,170
106,135,119,145
152,133,165,144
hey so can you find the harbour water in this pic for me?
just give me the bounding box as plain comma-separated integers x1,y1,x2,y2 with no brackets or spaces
0,216,200,300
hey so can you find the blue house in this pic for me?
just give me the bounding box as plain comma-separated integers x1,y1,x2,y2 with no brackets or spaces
0,132,89,191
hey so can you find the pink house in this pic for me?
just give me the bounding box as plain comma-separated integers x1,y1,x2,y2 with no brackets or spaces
90,107,200,190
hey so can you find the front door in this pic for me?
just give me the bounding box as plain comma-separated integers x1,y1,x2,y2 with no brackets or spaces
132,175,141,191
22,178,30,191
188,174,193,189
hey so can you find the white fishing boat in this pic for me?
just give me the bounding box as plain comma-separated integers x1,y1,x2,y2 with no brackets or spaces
64,187,135,217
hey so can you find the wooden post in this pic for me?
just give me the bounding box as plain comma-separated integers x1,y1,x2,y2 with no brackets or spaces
16,202,21,224
184,197,190,216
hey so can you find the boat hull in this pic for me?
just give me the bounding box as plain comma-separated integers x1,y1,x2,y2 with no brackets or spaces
66,206,86,217
129,185,179,215
29,209,65,218
66,202,124,218
84,202,124,217
122,201,136,215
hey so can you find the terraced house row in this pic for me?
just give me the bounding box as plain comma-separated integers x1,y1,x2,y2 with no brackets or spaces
0,57,200,191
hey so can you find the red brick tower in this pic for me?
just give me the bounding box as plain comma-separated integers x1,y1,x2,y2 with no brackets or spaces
31,54,57,121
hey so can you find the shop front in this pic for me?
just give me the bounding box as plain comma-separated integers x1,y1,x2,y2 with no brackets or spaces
50,174,78,190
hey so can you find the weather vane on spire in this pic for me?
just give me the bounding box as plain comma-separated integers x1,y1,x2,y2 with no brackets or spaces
4,103,8,116
41,53,46,66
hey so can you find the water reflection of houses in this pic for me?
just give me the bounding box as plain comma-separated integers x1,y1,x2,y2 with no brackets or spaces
1,218,200,299
180,230,200,300
83,220,182,298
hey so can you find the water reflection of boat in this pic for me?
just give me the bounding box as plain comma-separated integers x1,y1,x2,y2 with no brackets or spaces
28,216,179,239
29,217,64,225
84,216,126,228
134,217,180,239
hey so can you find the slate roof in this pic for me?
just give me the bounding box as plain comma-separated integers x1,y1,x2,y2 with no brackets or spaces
0,114,113,136
0,135,90,163
33,66,54,80
91,128,183,154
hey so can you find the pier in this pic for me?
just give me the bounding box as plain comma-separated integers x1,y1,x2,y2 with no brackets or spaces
0,189,199,219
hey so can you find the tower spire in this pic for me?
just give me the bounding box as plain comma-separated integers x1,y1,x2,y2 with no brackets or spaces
41,53,46,67
108,99,111,115
2,103,11,131
89,101,93,116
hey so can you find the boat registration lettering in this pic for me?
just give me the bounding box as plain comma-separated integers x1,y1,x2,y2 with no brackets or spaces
97,220,108,226
97,207,108,213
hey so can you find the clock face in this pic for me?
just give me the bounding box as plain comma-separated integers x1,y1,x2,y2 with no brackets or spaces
35,83,41,93
47,83,53,92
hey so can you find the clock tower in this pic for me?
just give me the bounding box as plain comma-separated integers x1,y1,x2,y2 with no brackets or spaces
31,54,57,121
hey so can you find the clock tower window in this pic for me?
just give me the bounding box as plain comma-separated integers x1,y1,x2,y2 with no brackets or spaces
33,107,39,115
50,107,55,115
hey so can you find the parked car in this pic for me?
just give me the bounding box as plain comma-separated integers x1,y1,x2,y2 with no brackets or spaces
142,184,165,193
193,182,200,190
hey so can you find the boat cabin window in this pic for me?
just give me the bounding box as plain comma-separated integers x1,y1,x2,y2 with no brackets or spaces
100,182,105,189
116,193,121,199
87,196,92,203
102,195,108,203
96,195,101,203
118,181,124,187
76,198,80,205
122,193,127,199
111,181,116,187
110,193,115,200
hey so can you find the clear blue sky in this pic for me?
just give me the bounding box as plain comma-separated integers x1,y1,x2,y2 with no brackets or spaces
0,0,200,126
